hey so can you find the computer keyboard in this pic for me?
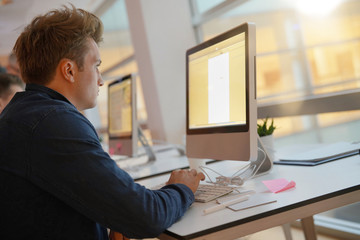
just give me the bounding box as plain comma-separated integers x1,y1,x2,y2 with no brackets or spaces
195,184,236,203
152,183,237,203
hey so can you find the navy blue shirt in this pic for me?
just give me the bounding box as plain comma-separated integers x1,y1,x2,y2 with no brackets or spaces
0,84,194,240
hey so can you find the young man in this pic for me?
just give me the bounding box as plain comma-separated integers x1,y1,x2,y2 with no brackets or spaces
0,5,204,240
0,73,24,114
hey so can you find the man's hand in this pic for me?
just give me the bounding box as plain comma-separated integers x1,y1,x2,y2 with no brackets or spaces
166,169,205,193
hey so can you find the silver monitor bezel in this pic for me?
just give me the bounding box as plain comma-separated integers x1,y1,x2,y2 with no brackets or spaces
186,22,257,161
108,73,138,157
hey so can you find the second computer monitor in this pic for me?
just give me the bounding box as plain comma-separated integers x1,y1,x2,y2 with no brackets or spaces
186,22,257,162
108,74,138,157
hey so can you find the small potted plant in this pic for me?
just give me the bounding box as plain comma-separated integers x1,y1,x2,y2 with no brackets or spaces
257,117,276,137
257,117,276,160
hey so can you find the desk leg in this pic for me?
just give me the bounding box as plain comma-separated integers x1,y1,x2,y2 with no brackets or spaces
282,223,293,240
301,216,317,240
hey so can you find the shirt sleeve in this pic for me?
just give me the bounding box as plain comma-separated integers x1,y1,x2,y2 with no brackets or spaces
29,107,194,238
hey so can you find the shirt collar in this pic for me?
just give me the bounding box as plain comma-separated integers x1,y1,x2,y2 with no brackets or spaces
25,84,73,106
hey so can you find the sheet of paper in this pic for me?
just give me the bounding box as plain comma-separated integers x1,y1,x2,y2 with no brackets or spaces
277,141,360,162
227,194,277,211
262,178,296,193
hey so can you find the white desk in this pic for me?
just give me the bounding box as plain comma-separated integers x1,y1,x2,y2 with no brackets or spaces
137,155,360,240
114,148,190,180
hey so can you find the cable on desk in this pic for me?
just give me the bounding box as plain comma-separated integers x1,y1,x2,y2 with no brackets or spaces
198,146,267,187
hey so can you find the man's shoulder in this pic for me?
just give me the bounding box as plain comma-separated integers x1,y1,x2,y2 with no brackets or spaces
14,91,76,114
2,90,85,130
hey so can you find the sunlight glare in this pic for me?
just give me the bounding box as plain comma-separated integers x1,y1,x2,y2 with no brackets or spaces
296,0,343,16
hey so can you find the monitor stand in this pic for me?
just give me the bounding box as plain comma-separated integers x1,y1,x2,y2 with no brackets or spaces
137,126,156,162
188,135,273,183
113,127,156,171
251,135,273,177
137,127,186,162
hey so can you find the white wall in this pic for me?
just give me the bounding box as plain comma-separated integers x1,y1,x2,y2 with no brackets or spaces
125,0,196,144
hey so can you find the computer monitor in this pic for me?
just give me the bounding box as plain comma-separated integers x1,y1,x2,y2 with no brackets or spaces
186,22,258,162
108,74,156,162
108,74,138,157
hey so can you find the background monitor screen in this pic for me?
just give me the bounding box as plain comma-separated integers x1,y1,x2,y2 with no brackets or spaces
186,22,257,161
108,74,138,156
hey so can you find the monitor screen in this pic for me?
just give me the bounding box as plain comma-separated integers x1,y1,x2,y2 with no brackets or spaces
188,31,247,131
186,22,257,161
108,74,138,157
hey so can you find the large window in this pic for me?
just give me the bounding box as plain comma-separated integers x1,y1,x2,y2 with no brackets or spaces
95,0,147,140
99,0,133,73
191,0,360,138
191,0,360,233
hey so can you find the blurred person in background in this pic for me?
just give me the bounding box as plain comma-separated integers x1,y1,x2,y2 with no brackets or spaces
6,52,21,78
0,73,24,114
0,65,6,73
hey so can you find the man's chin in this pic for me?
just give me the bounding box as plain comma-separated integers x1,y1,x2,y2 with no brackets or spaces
88,102,97,110
79,102,97,112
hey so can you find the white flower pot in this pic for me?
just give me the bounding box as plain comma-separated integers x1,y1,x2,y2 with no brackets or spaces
260,135,276,161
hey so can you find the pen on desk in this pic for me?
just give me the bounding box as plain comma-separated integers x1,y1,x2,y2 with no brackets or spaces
216,190,256,203
203,195,250,215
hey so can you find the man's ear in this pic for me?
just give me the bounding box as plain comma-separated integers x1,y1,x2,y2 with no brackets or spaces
59,59,76,83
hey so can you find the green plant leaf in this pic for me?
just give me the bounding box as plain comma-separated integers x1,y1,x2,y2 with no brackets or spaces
257,117,276,137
